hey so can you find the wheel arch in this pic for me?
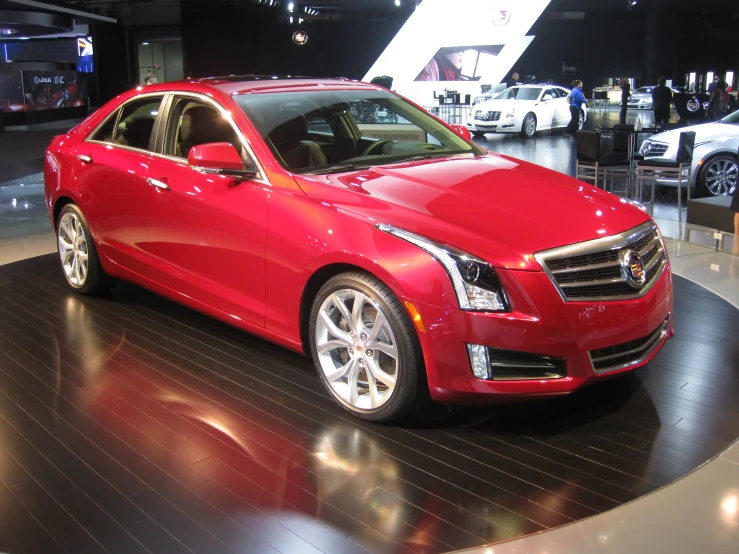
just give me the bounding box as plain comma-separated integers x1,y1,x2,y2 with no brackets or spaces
53,195,77,229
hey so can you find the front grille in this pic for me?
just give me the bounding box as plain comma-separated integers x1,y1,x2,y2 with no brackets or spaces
589,315,670,373
640,141,669,157
475,110,502,122
535,222,667,302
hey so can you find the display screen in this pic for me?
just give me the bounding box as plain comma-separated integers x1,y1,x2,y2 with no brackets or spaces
415,45,504,82
0,71,88,112
77,37,94,73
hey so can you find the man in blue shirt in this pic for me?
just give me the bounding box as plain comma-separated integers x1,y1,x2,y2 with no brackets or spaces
567,79,587,135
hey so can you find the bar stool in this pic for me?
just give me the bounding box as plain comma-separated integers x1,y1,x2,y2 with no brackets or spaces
575,130,631,191
635,130,695,226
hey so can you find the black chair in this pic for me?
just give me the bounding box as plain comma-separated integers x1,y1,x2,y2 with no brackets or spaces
635,130,695,226
370,76,393,89
575,130,631,191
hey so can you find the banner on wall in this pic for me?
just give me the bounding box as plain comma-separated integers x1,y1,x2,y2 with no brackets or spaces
363,0,552,105
0,73,25,113
21,71,88,111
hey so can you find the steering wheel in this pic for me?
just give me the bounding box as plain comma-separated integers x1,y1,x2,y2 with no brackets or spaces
361,139,394,157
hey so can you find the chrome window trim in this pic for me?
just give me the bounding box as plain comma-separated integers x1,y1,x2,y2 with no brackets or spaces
83,90,271,186
588,314,671,374
533,221,667,302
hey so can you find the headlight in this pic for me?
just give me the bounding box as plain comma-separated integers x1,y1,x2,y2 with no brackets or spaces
376,224,509,312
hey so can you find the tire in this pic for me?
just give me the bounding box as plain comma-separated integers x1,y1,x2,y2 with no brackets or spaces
520,113,537,139
56,203,113,295
472,131,486,138
696,155,738,197
578,110,585,130
308,271,426,422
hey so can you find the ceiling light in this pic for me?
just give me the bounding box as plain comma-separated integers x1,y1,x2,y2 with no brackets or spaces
288,2,294,11
395,0,401,6
0,27,19,36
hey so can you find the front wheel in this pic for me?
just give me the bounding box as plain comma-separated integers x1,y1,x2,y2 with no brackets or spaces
56,204,113,294
309,272,426,422
697,155,737,197
520,113,537,139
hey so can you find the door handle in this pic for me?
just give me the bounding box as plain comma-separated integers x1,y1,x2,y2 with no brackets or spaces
146,177,170,190
77,154,94,164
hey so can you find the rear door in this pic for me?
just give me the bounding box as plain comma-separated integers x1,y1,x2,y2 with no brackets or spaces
554,88,572,128
74,94,165,275
536,88,557,130
143,94,270,326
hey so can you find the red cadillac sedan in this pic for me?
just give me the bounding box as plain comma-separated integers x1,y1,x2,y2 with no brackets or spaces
44,77,673,421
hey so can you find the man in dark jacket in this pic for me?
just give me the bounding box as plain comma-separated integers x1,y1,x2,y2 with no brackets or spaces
620,78,630,123
652,76,673,124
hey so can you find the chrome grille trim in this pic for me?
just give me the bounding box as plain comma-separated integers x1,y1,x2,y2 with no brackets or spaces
534,221,668,302
588,315,671,374
474,110,502,122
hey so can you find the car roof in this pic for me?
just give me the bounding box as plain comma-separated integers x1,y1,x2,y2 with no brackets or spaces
161,75,383,96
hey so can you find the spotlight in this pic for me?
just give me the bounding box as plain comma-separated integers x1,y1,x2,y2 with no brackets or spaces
395,0,401,6
288,2,294,11
627,0,637,8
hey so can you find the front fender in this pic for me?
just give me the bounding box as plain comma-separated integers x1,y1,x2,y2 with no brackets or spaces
263,188,457,345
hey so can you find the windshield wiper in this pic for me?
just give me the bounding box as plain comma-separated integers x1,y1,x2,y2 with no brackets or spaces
304,163,374,175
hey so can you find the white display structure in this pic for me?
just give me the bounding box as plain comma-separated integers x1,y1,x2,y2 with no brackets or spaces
364,0,552,108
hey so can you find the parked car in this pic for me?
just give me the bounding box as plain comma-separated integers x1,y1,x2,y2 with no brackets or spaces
626,86,679,110
466,85,587,138
640,110,739,196
45,77,672,422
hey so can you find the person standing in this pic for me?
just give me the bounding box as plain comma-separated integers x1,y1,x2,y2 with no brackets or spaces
707,74,720,95
620,77,630,123
707,81,731,121
652,76,673,124
566,80,587,134
505,72,520,90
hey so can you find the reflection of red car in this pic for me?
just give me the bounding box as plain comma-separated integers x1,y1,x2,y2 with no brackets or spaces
44,77,673,422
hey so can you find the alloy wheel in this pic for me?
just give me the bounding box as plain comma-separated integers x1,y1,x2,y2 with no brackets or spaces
524,115,536,137
315,289,399,410
704,158,737,196
58,211,89,287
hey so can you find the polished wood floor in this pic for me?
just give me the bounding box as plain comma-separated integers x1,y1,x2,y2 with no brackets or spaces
0,254,736,554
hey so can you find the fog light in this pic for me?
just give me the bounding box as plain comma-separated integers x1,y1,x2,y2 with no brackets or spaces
467,344,490,379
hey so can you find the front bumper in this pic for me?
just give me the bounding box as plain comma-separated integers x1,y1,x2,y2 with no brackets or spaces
466,117,518,134
412,264,673,404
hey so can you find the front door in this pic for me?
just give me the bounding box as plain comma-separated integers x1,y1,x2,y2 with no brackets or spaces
144,96,269,326
74,95,164,275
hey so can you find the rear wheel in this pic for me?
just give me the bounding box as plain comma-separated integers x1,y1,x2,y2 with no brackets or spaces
697,155,737,197
56,204,113,294
309,272,426,422
578,110,586,130
520,113,537,139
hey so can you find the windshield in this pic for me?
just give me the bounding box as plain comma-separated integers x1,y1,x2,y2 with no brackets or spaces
233,89,482,174
720,111,739,124
494,87,542,101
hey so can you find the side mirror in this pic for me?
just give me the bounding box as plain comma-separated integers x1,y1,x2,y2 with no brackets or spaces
188,142,257,179
450,124,472,142
542,94,553,102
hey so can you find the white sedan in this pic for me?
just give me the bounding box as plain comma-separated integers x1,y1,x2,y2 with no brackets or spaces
639,110,739,197
466,85,587,139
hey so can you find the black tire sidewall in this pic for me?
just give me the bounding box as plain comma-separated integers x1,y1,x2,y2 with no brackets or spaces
308,273,423,422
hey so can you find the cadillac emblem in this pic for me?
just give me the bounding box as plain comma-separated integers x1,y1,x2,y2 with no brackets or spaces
620,249,646,289
492,4,512,27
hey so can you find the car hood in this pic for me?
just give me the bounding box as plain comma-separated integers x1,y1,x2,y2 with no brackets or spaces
474,99,535,111
293,154,649,271
650,122,739,144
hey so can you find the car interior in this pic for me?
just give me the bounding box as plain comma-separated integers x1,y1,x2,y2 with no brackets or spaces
172,103,241,159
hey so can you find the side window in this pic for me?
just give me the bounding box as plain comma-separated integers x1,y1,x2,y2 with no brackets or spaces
543,88,557,100
89,111,118,143
165,98,241,159
113,97,163,151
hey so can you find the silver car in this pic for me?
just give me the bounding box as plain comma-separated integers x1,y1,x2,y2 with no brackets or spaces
627,86,680,110
639,110,739,196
